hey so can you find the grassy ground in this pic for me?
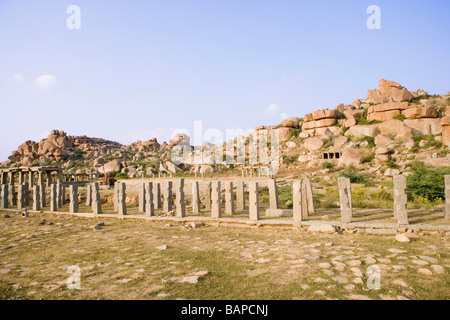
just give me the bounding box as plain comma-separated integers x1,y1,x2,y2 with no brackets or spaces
0,211,449,300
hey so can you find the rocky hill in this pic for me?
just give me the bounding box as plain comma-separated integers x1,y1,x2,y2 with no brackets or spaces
2,79,450,179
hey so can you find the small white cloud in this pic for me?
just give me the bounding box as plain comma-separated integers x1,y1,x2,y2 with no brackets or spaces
280,113,289,120
13,74,25,82
36,74,57,86
264,104,279,115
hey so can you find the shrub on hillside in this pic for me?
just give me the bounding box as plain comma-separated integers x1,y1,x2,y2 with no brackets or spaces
406,165,450,201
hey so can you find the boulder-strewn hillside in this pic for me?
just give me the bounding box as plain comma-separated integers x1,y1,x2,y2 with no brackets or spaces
2,79,450,179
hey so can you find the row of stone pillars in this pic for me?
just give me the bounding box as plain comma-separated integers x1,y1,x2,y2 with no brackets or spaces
335,175,450,225
0,171,61,188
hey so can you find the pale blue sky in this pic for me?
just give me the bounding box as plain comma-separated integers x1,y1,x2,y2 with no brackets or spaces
0,0,449,161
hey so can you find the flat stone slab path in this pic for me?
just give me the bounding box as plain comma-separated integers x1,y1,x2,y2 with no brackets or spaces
0,210,449,300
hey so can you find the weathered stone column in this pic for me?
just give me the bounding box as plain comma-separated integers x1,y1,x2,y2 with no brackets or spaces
117,182,126,215
50,184,57,212
91,182,102,214
236,181,245,211
8,184,16,207
61,185,66,206
225,181,235,215
268,179,279,210
394,175,409,225
204,182,212,212
19,183,26,208
46,171,52,188
40,184,46,208
192,181,200,213
0,185,8,209
338,177,353,223
175,179,185,218
18,172,25,184
138,183,145,213
303,178,315,214
56,183,63,208
24,183,29,206
0,172,6,185
249,182,260,221
113,182,119,212
86,184,92,207
301,180,309,219
292,180,303,225
163,181,172,212
145,182,154,217
153,182,161,209
33,185,41,211
211,181,222,218
38,172,44,186
28,172,34,188
445,175,450,220
8,171,15,185
69,185,79,213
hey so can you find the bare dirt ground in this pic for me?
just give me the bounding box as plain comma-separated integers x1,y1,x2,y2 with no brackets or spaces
0,210,449,300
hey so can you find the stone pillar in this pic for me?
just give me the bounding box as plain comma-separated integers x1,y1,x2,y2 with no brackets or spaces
175,179,185,218
162,181,172,212
138,183,145,213
338,177,352,223
69,185,79,213
56,183,63,208
38,172,44,186
445,175,450,220
19,172,25,184
46,172,52,188
23,183,29,206
192,181,200,213
268,179,279,210
303,178,315,214
211,181,221,218
61,185,66,205
301,180,309,219
249,182,260,221
0,172,6,185
33,185,41,211
145,182,154,217
17,183,25,210
153,182,161,209
204,182,211,212
28,172,34,188
113,182,119,212
50,184,57,212
236,181,245,212
8,184,16,207
117,182,126,215
394,175,408,225
292,180,304,225
8,171,14,185
91,182,102,214
0,185,8,209
225,181,235,214
86,184,92,207
40,184,46,208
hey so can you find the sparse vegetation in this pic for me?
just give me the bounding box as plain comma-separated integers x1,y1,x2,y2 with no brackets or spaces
393,114,406,121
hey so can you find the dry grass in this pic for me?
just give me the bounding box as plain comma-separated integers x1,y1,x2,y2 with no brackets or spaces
0,211,449,300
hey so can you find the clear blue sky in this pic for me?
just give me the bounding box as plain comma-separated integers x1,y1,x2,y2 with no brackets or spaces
1,0,449,161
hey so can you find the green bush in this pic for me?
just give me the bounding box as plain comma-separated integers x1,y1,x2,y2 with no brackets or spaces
115,172,129,179
283,154,298,164
370,188,393,201
340,172,370,185
393,114,406,121
322,162,333,170
360,136,376,147
406,165,450,201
